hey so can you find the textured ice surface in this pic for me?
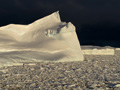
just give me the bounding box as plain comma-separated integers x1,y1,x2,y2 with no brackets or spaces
82,49,114,55
0,11,84,68
81,46,115,55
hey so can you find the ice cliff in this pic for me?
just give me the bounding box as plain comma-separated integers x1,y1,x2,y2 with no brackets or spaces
0,11,84,68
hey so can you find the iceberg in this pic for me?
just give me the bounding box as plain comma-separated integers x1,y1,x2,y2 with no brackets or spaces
0,11,84,68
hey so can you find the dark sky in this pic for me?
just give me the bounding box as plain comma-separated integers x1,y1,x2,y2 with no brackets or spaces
0,0,120,47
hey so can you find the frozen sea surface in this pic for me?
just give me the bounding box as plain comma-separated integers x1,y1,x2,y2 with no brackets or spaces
0,49,120,90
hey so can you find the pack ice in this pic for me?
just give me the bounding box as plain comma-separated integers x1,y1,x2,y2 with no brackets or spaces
0,11,84,68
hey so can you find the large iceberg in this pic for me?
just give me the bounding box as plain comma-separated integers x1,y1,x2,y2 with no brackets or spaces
0,11,84,68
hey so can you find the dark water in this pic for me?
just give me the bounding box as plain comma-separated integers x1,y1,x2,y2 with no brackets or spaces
0,0,120,47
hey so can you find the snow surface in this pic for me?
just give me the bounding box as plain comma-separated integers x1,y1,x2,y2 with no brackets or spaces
0,11,84,68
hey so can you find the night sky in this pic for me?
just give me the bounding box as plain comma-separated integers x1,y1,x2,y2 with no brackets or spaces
0,0,120,47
